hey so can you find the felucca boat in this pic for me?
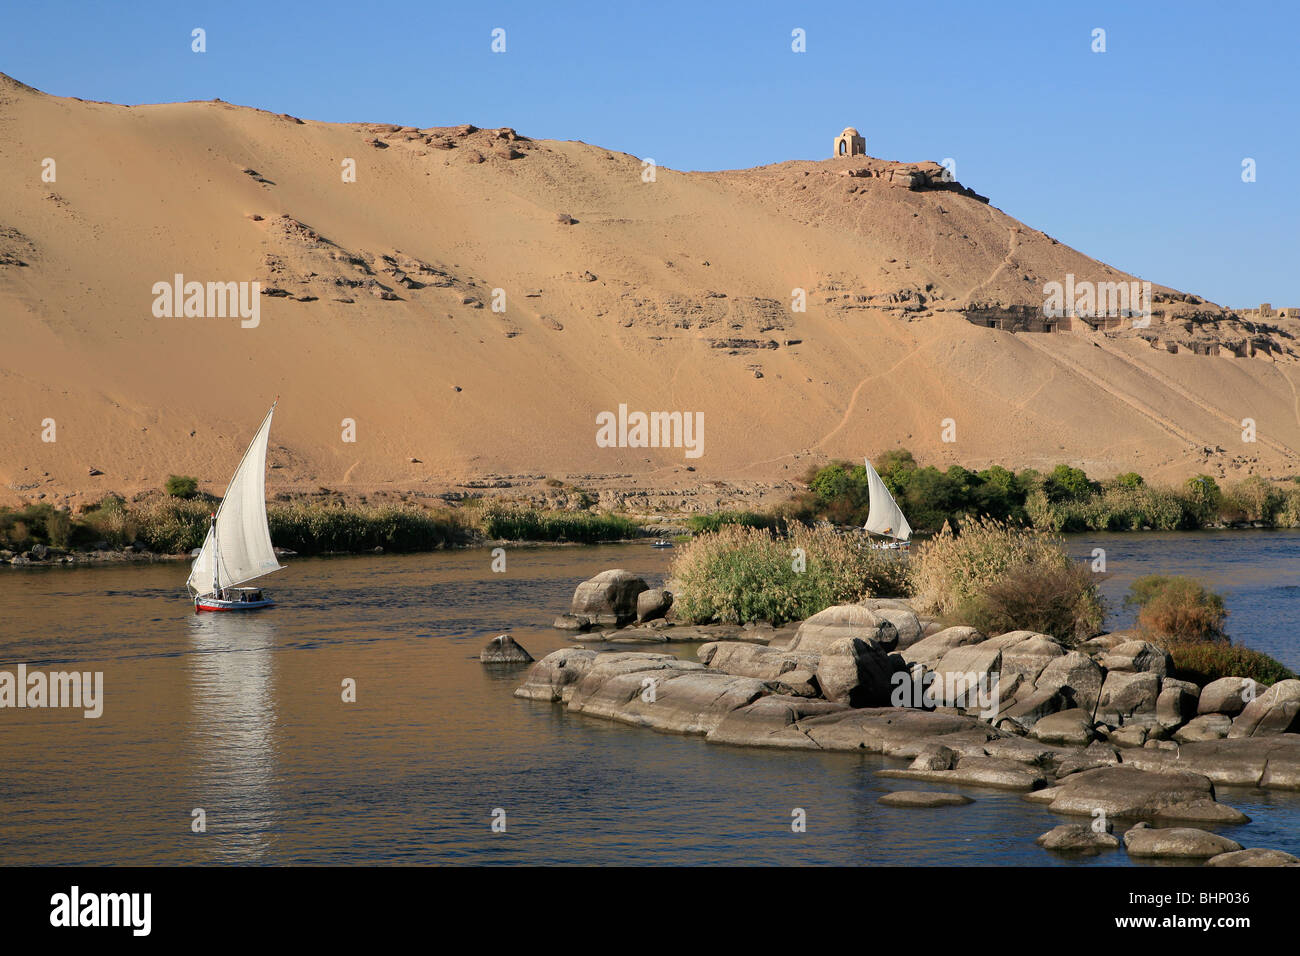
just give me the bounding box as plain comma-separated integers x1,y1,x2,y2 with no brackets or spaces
187,402,283,611
862,457,912,550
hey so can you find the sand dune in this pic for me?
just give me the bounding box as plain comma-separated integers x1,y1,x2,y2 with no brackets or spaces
2,72,1298,510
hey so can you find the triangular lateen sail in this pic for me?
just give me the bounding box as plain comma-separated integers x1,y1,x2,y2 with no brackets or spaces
187,404,283,596
862,457,912,541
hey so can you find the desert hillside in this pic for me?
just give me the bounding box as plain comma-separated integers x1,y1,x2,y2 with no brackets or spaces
2,73,1299,512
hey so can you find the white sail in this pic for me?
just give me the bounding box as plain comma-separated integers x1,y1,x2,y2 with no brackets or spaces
187,404,283,596
863,457,912,541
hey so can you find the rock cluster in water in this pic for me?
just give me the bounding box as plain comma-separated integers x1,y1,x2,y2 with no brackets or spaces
513,568,1300,865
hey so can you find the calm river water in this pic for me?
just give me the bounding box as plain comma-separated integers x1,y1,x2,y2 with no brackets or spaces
1,533,1298,865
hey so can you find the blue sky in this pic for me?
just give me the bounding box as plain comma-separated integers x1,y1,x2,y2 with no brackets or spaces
3,0,1295,306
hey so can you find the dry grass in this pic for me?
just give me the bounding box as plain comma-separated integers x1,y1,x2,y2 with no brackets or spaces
909,516,1104,645
669,524,911,626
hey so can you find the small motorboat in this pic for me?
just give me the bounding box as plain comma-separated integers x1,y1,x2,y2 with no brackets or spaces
651,539,674,549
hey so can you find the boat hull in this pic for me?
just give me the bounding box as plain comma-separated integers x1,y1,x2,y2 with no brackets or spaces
194,597,274,612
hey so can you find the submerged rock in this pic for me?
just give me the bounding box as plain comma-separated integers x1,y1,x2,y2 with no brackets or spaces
1035,823,1119,854
480,634,534,664
1040,766,1248,824
1205,848,1300,867
877,790,973,808
881,755,1046,791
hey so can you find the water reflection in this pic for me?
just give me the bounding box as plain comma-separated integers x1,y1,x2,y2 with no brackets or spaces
186,612,282,862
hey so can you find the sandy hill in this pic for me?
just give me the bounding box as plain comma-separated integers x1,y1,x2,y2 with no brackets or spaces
2,73,1299,512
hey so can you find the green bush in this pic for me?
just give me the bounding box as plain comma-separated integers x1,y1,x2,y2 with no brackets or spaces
165,475,200,499
1183,474,1223,525
1166,643,1294,687
1125,575,1227,643
669,524,911,626
1044,464,1097,503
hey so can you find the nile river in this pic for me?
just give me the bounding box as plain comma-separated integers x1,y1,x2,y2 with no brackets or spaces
1,533,1298,865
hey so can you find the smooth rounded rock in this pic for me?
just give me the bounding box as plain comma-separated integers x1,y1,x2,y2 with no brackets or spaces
1198,676,1263,717
1123,824,1242,859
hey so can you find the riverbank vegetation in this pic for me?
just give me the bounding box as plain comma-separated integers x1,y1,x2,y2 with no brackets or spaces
1125,575,1228,643
475,503,638,544
1164,642,1295,685
666,516,1104,638
0,494,646,556
1120,574,1293,684
789,450,1300,534
908,517,1104,645
669,523,910,626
